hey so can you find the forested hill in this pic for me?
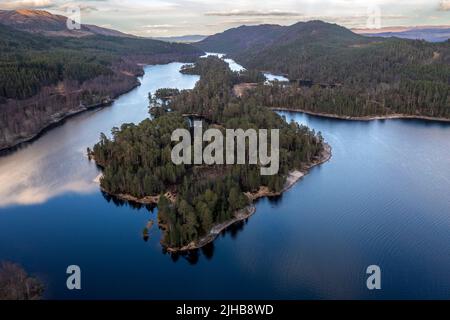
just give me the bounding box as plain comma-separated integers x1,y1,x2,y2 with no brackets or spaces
0,9,131,37
195,24,285,55
196,20,449,83
195,21,366,59
0,22,202,100
0,12,203,150
197,21,449,119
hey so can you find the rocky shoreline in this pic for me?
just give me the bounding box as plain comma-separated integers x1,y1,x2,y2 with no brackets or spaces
164,143,332,252
100,142,332,252
246,143,332,202
271,107,450,123
165,205,257,252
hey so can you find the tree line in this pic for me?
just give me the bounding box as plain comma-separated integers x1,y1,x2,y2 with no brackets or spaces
204,21,450,119
92,56,324,248
242,78,450,118
0,23,201,101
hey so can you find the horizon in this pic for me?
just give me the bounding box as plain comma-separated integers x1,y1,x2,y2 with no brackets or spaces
0,0,449,37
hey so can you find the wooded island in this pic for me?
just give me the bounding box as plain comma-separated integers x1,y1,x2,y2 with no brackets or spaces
92,57,328,251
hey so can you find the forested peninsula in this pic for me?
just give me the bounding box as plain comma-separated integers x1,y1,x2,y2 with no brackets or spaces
92,57,330,252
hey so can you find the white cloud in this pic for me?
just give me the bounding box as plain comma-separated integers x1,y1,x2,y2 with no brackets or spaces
143,24,175,28
57,3,98,13
205,10,304,17
439,0,450,10
0,0,54,10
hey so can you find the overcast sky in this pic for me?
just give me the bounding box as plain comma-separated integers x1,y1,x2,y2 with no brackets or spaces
1,0,449,36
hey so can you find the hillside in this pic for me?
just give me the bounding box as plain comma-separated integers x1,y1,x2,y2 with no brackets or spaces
195,24,284,55
0,10,203,150
196,20,450,119
0,9,131,37
196,21,363,55
196,20,450,81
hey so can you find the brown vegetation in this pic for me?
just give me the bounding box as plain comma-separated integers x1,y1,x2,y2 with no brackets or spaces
233,83,258,97
0,261,44,300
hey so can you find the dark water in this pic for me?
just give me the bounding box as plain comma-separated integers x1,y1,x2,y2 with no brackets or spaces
0,61,449,299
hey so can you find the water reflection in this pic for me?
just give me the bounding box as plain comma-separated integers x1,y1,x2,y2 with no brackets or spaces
167,244,215,265
1,56,449,299
201,242,215,260
224,219,247,240
0,63,199,208
264,73,289,82
203,52,245,72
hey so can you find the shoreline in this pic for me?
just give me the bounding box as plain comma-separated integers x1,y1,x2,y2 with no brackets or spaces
0,53,202,153
271,107,450,123
100,188,176,205
0,54,205,152
166,143,332,252
165,205,257,253
0,81,141,154
246,143,332,201
101,143,332,253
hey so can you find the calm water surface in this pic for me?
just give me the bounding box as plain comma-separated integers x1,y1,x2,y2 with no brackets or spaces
0,59,449,299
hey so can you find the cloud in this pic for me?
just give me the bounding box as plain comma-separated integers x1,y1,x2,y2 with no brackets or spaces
0,0,55,9
205,10,303,17
58,3,99,13
143,24,175,28
438,0,450,11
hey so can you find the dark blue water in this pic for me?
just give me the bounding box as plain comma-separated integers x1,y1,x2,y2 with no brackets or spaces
0,61,449,299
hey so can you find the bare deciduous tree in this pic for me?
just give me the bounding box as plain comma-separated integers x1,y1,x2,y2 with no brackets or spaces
0,261,44,300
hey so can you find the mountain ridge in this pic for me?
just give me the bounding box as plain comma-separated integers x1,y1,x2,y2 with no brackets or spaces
0,9,133,38
359,27,450,42
195,20,365,54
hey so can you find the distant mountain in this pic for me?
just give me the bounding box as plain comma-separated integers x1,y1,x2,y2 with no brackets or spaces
195,20,368,57
196,20,372,78
358,27,450,43
154,35,207,43
195,24,285,55
0,9,133,37
195,20,449,91
196,20,449,121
